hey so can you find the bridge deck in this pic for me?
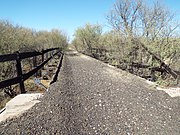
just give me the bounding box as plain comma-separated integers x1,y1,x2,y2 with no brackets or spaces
0,50,179,134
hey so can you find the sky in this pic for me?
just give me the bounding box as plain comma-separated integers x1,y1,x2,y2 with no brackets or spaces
0,0,179,40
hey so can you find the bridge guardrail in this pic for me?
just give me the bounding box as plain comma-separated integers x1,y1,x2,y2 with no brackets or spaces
0,47,61,93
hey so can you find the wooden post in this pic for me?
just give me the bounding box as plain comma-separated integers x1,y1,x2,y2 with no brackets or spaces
49,51,52,63
42,49,44,69
176,75,180,86
46,52,48,60
58,48,61,58
33,56,37,77
16,52,26,93
33,56,37,67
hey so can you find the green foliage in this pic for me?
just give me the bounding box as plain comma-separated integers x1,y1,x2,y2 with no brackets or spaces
0,20,68,54
0,19,69,88
72,0,180,86
73,23,102,54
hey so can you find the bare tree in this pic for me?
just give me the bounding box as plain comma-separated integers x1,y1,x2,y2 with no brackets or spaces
107,0,142,38
107,0,180,81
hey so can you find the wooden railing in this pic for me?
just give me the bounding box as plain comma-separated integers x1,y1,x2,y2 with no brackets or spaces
91,47,179,82
0,48,61,94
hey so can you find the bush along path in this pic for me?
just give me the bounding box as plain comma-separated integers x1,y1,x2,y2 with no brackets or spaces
0,50,179,135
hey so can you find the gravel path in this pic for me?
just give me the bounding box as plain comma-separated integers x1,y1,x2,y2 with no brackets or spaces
0,50,179,135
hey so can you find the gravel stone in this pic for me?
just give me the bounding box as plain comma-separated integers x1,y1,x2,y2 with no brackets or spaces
0,50,179,135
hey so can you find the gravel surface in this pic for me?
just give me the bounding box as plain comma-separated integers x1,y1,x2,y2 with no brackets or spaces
0,50,179,135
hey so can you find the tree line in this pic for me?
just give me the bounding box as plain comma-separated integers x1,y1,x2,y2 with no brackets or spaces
0,20,68,54
72,0,180,86
0,19,69,106
0,20,68,81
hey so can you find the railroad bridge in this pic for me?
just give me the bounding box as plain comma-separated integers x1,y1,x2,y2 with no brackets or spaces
0,49,179,134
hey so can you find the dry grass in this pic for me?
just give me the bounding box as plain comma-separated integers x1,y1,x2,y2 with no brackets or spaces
0,97,11,109
24,78,51,93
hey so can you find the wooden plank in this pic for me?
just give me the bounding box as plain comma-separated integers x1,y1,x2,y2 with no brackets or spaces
132,39,178,79
23,51,59,81
0,49,60,91
174,70,180,76
0,77,21,89
43,48,59,54
0,53,17,62
20,51,42,59
131,62,150,68
16,52,26,93
0,48,59,62
50,53,63,84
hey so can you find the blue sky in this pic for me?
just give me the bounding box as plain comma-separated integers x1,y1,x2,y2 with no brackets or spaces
0,0,179,40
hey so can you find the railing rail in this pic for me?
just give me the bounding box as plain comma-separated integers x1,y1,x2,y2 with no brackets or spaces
91,46,179,81
0,48,61,93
